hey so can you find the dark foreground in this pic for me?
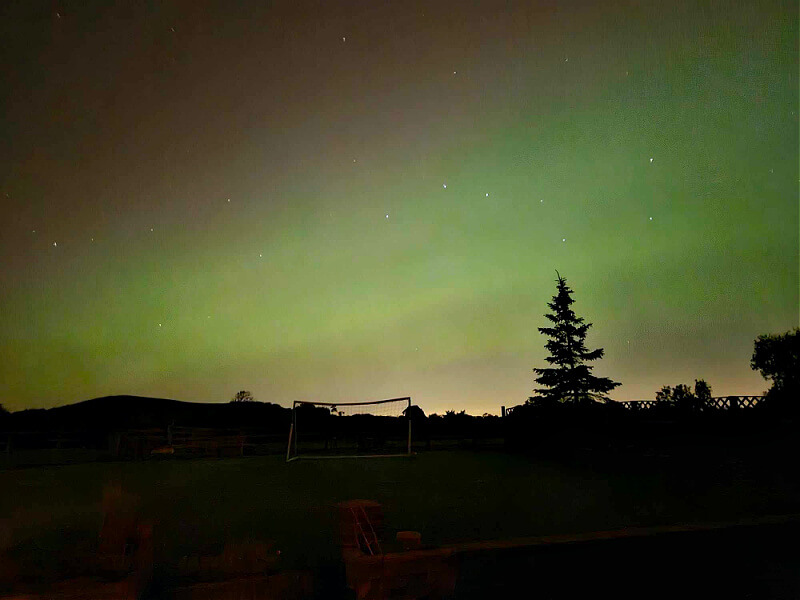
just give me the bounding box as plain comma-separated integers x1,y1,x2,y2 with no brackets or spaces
453,519,800,600
2,444,799,599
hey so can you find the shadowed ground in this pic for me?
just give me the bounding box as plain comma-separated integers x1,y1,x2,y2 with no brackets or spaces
2,446,799,597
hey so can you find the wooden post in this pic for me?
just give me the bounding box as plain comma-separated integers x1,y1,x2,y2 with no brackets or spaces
293,403,298,457
407,398,412,455
501,406,506,418
287,402,297,462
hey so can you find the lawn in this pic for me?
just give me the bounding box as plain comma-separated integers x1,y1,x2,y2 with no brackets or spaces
2,446,799,591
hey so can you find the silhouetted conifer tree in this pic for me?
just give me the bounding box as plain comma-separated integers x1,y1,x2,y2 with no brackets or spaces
533,273,620,404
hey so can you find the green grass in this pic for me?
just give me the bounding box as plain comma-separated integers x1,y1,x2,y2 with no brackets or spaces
3,449,799,576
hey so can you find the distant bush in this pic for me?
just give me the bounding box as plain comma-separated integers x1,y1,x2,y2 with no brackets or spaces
231,390,255,403
505,397,627,453
653,380,711,414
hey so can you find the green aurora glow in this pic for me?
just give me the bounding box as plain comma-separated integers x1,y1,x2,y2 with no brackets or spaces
1,0,797,413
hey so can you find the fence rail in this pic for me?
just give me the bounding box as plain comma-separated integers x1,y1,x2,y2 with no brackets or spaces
0,427,287,463
1,429,109,452
618,396,764,411
113,426,287,458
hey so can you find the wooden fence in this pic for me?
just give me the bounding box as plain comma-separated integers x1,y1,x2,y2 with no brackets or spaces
113,426,286,459
0,427,286,463
1,429,109,453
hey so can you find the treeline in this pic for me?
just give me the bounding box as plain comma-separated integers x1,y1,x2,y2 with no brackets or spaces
420,410,504,443
504,394,795,455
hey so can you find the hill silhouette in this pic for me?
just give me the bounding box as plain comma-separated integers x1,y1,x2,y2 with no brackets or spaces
5,396,291,432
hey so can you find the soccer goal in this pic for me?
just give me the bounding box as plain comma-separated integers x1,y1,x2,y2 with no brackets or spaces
286,397,412,461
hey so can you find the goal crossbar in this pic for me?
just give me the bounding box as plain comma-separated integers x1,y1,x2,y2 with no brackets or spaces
292,397,411,408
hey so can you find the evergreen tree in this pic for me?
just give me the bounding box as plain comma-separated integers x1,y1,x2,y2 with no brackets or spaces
532,273,620,404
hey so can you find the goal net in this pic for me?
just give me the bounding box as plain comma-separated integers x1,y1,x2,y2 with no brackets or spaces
286,397,412,461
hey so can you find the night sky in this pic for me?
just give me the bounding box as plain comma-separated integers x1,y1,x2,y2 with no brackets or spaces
1,1,797,414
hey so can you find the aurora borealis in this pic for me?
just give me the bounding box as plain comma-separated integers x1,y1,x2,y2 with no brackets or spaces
1,1,797,414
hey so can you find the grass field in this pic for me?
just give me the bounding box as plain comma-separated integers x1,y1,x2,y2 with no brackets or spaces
3,446,800,595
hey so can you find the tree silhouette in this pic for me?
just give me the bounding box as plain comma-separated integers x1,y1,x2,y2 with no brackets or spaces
655,380,711,412
533,273,620,404
403,405,426,421
403,405,429,449
751,328,800,410
694,379,712,402
231,390,255,403
656,383,692,404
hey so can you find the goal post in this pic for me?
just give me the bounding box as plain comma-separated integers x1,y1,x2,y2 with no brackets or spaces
286,397,413,461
